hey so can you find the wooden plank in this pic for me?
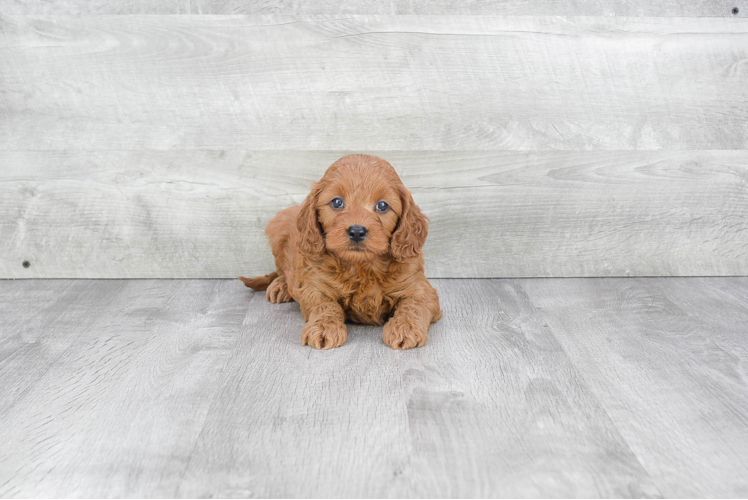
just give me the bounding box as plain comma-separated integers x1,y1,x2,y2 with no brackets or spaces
176,285,417,498
384,279,660,497
3,278,747,496
148,280,660,497
0,279,249,497
2,15,747,150
2,150,747,278
0,280,127,416
521,277,748,497
649,277,748,358
1,0,743,17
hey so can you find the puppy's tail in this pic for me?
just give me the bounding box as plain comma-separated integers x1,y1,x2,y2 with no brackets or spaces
238,272,278,291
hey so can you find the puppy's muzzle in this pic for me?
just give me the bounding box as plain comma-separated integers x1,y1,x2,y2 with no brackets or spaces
347,225,368,242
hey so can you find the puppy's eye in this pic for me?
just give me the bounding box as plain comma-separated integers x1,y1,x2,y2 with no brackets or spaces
375,201,389,213
330,197,345,209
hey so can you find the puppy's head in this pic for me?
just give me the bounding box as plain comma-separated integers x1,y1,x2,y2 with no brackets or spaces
297,154,428,263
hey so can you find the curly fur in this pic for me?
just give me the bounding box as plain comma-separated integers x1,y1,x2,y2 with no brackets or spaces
240,154,442,350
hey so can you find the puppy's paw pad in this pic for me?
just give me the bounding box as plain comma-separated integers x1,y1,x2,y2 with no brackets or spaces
266,277,292,304
301,319,348,350
383,320,427,350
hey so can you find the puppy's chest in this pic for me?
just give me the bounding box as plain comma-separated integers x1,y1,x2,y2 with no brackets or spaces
338,280,397,326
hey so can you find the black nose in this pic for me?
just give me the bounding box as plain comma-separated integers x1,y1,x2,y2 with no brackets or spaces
347,225,368,242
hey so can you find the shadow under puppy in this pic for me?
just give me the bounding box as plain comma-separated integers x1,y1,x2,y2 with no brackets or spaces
240,154,442,350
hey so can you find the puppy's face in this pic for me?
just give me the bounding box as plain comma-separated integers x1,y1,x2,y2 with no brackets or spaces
298,155,428,263
316,166,403,263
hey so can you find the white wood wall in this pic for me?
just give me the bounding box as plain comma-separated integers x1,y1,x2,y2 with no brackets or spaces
1,5,747,278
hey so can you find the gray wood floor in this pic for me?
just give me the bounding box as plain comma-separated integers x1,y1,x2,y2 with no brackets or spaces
1,278,747,498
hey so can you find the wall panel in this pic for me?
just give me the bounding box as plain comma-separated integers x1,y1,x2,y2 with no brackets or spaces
2,151,746,278
1,0,745,17
1,16,747,151
2,13,746,277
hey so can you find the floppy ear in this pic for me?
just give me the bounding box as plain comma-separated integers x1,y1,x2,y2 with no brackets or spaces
390,185,428,262
297,182,325,255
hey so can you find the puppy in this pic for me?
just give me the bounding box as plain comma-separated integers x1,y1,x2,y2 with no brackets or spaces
240,154,441,350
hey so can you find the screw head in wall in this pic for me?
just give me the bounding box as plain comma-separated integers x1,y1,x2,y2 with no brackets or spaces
733,7,740,14
22,260,30,268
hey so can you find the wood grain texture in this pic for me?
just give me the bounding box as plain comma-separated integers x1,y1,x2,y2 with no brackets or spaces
2,0,745,17
0,279,249,498
521,277,748,497
0,280,128,416
2,150,747,279
378,279,659,498
649,277,748,359
0,278,669,497
2,15,748,150
177,279,662,497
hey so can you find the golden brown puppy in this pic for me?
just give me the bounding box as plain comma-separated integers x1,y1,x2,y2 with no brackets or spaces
240,154,441,350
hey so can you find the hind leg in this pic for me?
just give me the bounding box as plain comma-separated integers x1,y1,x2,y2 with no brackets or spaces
267,275,293,304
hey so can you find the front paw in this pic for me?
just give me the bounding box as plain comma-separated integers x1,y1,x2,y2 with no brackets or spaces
383,317,428,350
266,276,292,304
301,318,348,350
